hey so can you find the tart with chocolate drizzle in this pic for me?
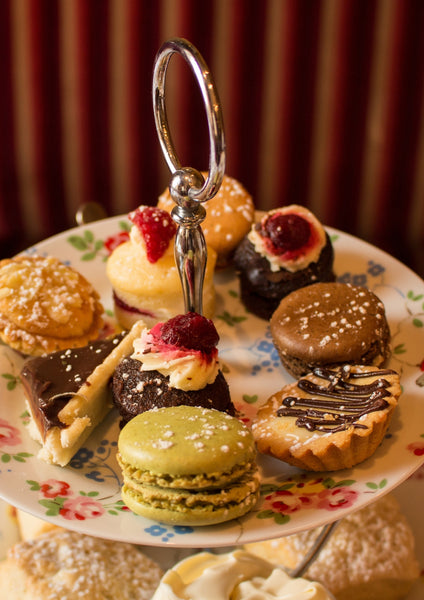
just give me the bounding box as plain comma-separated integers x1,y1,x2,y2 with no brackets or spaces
252,364,401,472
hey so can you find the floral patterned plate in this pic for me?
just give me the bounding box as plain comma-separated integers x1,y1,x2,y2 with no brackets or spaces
0,216,423,548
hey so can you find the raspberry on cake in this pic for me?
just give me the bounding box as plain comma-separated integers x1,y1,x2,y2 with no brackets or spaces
233,205,335,319
106,205,217,329
112,312,234,425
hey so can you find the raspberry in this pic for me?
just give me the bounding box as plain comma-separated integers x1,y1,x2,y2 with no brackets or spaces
159,312,219,353
104,230,130,254
262,212,311,253
129,206,176,263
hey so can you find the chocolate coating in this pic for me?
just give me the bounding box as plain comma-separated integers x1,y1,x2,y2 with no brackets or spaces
277,365,396,433
20,332,127,439
270,282,391,378
233,233,335,320
112,357,235,426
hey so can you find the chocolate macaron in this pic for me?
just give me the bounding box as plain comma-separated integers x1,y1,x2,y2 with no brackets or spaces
270,282,391,378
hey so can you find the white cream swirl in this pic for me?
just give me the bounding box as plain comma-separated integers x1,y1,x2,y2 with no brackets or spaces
132,328,219,392
151,550,335,600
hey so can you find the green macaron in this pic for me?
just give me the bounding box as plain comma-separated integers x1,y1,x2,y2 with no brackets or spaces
117,405,260,526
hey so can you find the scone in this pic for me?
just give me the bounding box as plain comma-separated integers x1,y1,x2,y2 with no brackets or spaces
270,282,391,378
0,529,163,600
158,172,255,268
0,255,104,356
112,312,234,425
117,406,260,525
106,205,217,329
233,205,335,319
245,494,420,600
252,365,401,471
21,320,145,466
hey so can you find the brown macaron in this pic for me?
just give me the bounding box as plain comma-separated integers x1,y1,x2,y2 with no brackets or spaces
270,282,391,378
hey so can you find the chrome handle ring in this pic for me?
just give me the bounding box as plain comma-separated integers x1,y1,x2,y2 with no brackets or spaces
153,37,226,205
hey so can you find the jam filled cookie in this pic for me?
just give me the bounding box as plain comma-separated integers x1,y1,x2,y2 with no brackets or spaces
245,494,419,600
0,255,104,356
252,364,401,471
0,529,163,600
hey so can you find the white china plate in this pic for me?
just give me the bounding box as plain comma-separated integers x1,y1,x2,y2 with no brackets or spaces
0,216,423,548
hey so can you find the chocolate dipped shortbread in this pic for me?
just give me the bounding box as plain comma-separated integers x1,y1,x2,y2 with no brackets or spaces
252,365,401,471
21,320,145,466
270,282,391,378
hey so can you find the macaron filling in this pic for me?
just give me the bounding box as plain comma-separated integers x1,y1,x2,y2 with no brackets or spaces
117,406,260,525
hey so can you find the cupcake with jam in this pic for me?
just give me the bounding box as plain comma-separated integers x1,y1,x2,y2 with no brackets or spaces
233,205,335,319
112,312,234,426
106,206,217,329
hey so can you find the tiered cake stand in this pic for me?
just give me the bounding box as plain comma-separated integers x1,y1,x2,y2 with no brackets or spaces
0,39,423,583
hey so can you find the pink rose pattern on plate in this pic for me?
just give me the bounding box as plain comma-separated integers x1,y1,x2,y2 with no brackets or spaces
0,222,422,545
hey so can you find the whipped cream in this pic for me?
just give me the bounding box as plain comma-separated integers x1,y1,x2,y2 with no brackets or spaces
151,550,334,600
248,205,326,273
132,327,219,392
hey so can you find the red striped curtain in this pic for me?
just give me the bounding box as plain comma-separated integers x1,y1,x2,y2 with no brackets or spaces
1,0,423,278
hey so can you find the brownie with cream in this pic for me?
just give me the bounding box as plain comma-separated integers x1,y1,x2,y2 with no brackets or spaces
233,205,335,320
112,312,234,426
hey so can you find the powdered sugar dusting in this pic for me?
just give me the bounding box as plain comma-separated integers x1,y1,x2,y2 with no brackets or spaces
9,530,162,600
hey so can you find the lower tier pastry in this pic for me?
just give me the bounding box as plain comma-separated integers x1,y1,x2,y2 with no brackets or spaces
245,494,419,600
0,529,163,600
